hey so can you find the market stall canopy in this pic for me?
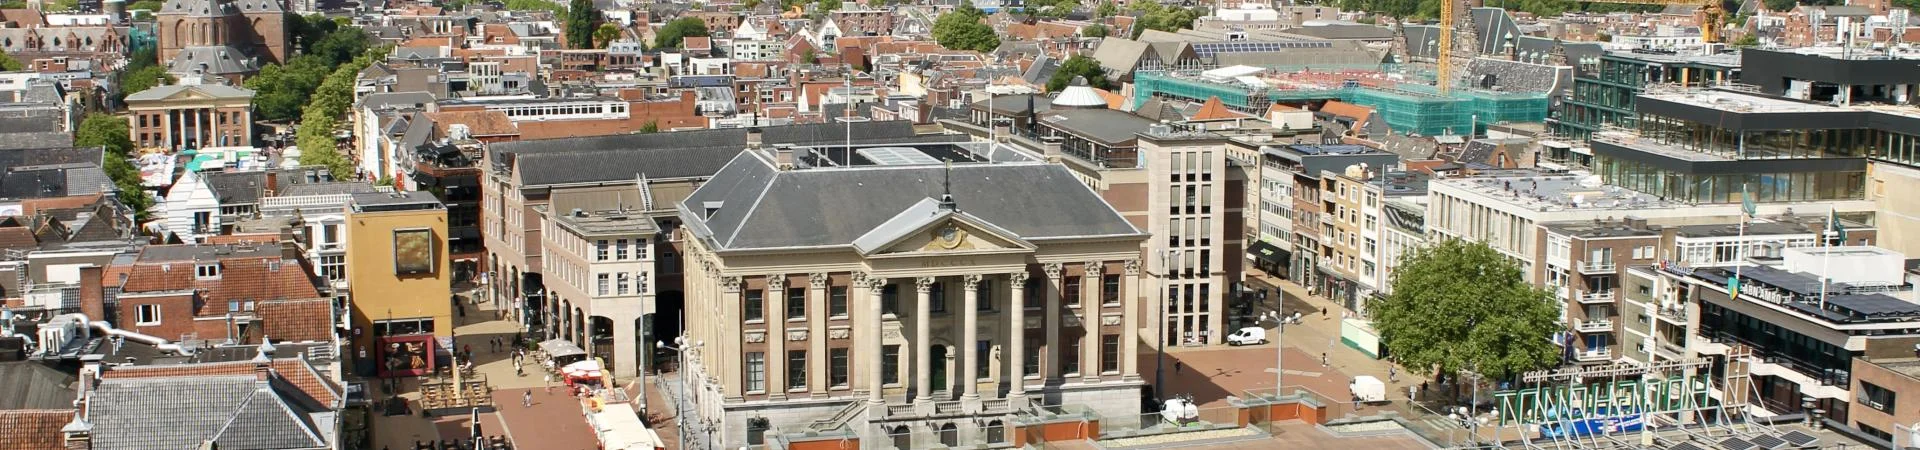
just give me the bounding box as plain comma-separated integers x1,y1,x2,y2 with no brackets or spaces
539,339,587,359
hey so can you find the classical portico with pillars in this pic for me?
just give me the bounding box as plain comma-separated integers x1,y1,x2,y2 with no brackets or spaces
673,146,1149,448
124,84,256,151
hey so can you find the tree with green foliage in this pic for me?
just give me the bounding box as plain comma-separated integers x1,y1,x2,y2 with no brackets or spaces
75,114,151,220
594,23,623,48
1366,238,1563,381
741,0,760,9
1083,23,1109,38
119,65,174,100
1047,55,1111,92
818,0,841,13
638,121,659,133
287,13,343,56
127,0,162,10
0,51,20,72
294,47,389,181
654,17,710,49
1732,33,1760,47
933,3,998,53
77,114,133,157
1095,0,1117,17
1131,2,1203,38
504,0,567,15
799,47,817,64
245,56,331,122
565,0,596,48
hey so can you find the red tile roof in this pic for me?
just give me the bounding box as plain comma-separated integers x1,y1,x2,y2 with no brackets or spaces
102,359,339,406
120,245,323,318
257,298,333,343
0,409,72,450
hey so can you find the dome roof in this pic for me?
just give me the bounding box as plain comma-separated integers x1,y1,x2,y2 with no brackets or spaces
1052,76,1106,109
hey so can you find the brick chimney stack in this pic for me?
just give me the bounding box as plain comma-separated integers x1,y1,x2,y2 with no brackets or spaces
77,265,104,322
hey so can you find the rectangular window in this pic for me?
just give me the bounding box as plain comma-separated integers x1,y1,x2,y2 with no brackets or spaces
745,352,766,392
1024,278,1042,309
596,240,609,260
882,285,899,315
787,288,806,319
930,282,946,313
1064,277,1081,307
829,286,849,317
1063,339,1081,375
788,350,807,390
830,348,850,387
977,340,992,378
882,345,900,384
616,239,629,259
1024,338,1040,376
1102,335,1120,373
597,274,610,296
745,289,764,322
976,280,993,311
1101,274,1120,305
136,304,161,325
616,273,630,295
1862,381,1897,413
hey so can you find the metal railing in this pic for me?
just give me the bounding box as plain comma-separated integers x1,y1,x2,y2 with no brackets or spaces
1574,319,1614,333
1575,348,1614,361
1578,261,1618,274
1577,290,1616,304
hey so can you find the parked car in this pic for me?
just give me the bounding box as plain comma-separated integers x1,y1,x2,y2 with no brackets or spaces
1225,327,1267,346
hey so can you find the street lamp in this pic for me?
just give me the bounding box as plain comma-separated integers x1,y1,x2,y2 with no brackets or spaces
1258,311,1288,395
657,337,704,450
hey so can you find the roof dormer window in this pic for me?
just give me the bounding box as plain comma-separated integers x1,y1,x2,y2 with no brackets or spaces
195,263,221,280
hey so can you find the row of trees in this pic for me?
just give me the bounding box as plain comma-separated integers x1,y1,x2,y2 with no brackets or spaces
244,17,372,122
293,46,389,181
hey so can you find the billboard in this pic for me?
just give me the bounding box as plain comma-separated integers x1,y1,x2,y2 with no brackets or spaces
1494,374,1712,425
378,334,438,378
393,228,436,275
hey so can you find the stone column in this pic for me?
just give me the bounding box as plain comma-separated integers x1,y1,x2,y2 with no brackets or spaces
1042,263,1063,382
860,274,888,406
808,273,829,396
961,274,982,405
720,275,744,401
1122,259,1142,380
914,276,935,406
1082,261,1102,382
1007,271,1030,401
765,274,787,400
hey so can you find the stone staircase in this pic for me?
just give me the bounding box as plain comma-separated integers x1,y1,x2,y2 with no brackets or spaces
808,401,868,432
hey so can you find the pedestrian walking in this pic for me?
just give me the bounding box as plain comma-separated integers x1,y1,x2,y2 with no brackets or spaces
523,390,533,407
1321,352,1329,368
544,373,554,393
1175,361,1184,373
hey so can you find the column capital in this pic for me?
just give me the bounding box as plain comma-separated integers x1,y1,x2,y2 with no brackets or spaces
851,271,869,286
863,275,890,290
962,274,983,290
766,274,788,290
1083,261,1105,276
1042,263,1063,280
1009,271,1030,285
721,276,743,293
809,272,830,289
915,276,936,292
1123,259,1140,276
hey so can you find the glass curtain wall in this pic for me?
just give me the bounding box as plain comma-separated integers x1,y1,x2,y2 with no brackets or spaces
1595,156,1864,203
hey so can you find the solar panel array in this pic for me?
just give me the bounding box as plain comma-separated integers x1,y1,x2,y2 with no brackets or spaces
1191,41,1335,57
1747,434,1787,450
1668,443,1706,450
1719,436,1754,450
1779,431,1818,447
1825,294,1920,317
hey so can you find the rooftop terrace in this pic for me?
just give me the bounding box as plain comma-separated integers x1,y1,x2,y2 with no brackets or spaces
1440,174,1673,212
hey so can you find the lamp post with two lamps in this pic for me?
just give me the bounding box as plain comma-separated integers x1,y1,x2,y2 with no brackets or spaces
1257,311,1289,395
656,337,703,450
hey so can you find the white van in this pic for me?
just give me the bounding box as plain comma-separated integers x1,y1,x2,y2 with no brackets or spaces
1225,327,1267,346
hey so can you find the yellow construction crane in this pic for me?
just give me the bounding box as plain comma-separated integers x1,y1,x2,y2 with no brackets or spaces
1434,0,1725,94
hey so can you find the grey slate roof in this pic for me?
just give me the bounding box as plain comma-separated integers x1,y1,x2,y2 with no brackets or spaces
1285,24,1396,40
1039,109,1156,146
88,375,327,450
206,171,268,205
495,120,942,186
125,83,255,102
165,46,261,77
0,361,77,410
682,153,1143,250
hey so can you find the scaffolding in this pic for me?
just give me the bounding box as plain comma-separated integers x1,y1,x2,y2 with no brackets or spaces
1131,70,1552,137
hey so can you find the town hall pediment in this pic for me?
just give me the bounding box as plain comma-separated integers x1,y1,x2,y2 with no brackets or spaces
850,198,1034,257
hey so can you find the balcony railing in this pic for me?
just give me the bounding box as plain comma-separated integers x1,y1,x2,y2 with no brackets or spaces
1577,290,1616,304
1575,348,1613,361
1575,319,1614,333
1578,261,1617,274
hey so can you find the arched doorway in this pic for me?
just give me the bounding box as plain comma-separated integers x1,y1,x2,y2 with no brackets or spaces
986,420,1005,444
890,425,911,449
938,423,958,447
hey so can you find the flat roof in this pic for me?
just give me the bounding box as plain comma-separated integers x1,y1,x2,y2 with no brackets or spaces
1591,131,1731,162
350,191,444,212
1640,88,1837,114
1439,174,1673,212
554,210,659,236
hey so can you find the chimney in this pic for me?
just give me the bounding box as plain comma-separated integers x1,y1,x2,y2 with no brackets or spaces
78,265,104,322
773,144,795,170
252,345,273,381
915,100,933,124
61,415,91,450
1040,136,1063,157
1623,215,1647,230
745,127,763,149
991,118,1011,143
77,354,104,394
